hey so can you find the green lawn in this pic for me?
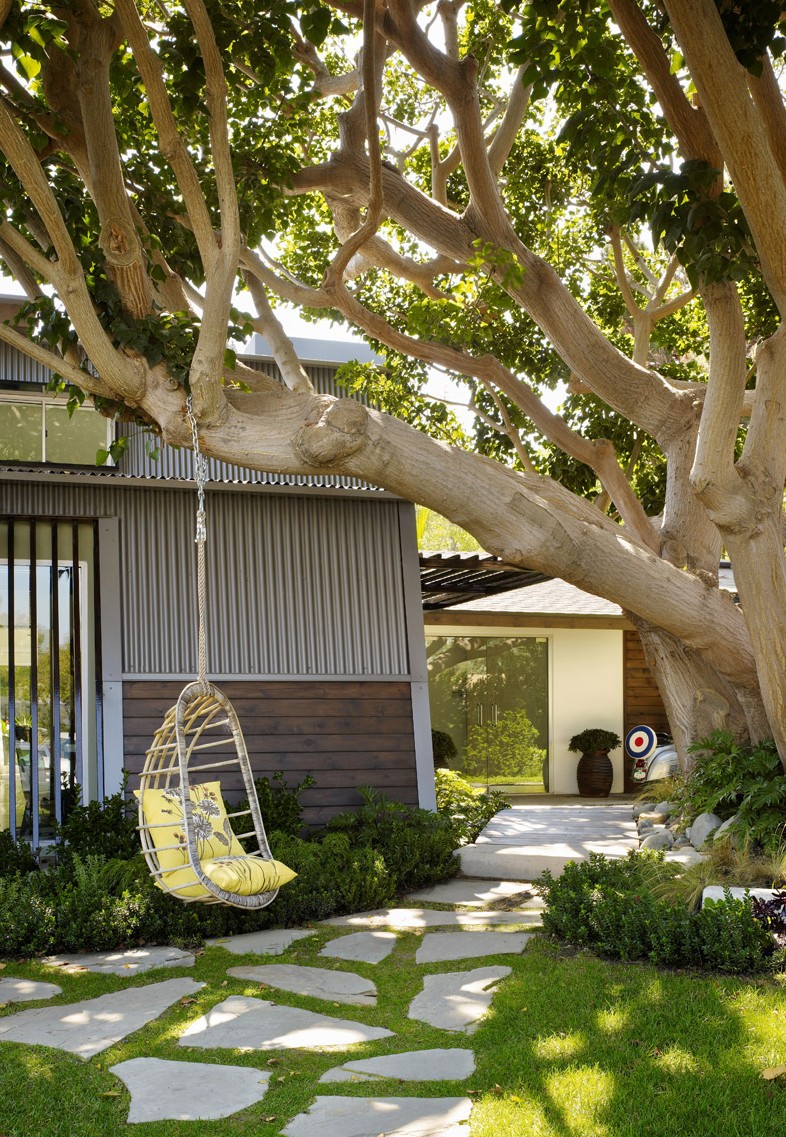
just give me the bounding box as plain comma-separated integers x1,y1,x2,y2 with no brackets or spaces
1,931,786,1136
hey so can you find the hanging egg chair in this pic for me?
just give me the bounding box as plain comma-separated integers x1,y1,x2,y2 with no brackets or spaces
136,398,295,908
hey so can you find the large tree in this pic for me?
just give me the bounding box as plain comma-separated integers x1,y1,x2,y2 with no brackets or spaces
2,0,786,766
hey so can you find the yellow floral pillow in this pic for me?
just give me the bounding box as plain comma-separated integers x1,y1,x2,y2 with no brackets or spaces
137,782,295,899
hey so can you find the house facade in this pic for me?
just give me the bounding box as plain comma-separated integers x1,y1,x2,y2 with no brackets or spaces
424,575,669,795
0,319,434,845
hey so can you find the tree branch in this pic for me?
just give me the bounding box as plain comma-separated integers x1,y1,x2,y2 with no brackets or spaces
664,0,786,314
243,276,314,393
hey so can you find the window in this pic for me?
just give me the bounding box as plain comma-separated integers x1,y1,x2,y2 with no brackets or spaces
0,397,111,465
0,520,101,842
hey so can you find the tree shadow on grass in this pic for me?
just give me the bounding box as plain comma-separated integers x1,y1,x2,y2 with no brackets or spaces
470,939,786,1137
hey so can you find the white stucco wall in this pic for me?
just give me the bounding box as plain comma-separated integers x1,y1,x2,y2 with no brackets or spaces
549,628,625,793
425,623,625,795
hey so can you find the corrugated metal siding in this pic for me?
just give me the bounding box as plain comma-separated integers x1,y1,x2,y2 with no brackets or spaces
0,481,410,677
0,340,52,385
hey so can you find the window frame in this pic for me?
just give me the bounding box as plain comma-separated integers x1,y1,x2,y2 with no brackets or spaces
0,389,114,466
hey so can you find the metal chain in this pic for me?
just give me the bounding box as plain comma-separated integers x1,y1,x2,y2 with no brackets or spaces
186,394,209,692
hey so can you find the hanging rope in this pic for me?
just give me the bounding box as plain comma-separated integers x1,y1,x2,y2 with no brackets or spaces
186,394,210,694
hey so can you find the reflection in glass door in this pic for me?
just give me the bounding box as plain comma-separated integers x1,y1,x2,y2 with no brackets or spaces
427,635,549,792
0,519,100,843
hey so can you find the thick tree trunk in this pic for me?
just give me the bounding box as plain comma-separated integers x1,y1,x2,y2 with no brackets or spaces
628,615,769,771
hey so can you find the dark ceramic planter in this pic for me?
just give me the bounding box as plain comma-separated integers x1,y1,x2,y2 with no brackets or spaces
576,749,613,797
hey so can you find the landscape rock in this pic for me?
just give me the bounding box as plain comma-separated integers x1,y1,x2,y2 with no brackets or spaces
638,811,669,825
712,814,741,844
687,812,723,848
702,885,781,906
639,828,675,851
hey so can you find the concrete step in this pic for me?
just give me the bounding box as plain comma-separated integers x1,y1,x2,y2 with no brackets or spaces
459,837,638,881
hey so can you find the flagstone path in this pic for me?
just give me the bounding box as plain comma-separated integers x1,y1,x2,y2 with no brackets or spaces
0,876,540,1132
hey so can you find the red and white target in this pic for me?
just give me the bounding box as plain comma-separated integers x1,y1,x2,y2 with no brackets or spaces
625,725,657,760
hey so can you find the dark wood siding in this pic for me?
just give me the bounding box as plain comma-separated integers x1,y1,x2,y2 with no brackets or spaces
623,630,669,791
123,679,418,826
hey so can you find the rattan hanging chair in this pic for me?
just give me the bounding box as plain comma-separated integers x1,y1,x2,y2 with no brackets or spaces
136,400,294,909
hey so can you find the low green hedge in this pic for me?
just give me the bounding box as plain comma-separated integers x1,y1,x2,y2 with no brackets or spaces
538,852,776,974
0,769,508,957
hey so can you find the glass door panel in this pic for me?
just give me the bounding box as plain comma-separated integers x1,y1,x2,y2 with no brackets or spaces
426,634,549,793
0,520,97,842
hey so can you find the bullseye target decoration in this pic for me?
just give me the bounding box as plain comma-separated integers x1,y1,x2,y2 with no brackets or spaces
625,725,657,760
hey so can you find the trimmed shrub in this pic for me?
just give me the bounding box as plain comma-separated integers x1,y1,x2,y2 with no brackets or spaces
432,729,458,768
538,852,775,974
0,828,38,876
328,787,458,891
435,768,506,845
231,771,316,840
54,780,139,864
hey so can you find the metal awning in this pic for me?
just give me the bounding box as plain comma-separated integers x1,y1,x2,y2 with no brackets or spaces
419,551,550,609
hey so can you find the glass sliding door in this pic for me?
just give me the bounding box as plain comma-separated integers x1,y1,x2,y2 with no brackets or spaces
0,519,100,842
427,634,549,792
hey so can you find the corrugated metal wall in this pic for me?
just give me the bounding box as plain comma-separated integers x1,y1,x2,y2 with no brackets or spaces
0,481,410,678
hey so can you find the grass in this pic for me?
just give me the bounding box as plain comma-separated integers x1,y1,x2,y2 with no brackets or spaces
2,927,786,1136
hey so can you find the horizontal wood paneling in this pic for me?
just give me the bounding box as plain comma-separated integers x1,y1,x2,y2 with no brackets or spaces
123,679,418,824
623,630,669,791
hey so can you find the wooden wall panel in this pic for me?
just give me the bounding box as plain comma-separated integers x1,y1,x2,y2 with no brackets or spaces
123,679,418,825
623,630,669,791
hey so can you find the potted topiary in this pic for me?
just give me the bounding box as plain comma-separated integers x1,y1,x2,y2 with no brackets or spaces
568,728,621,797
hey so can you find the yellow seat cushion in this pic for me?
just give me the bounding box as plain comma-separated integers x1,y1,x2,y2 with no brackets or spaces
202,855,297,895
137,782,294,899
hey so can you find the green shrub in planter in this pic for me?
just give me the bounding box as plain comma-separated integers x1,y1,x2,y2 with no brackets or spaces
431,729,458,768
567,728,621,753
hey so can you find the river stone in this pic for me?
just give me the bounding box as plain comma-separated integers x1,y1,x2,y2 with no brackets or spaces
43,946,195,976
0,978,62,1004
324,908,530,929
109,1057,270,1122
178,996,393,1051
712,814,741,844
227,964,377,1006
319,932,398,965
0,978,204,1059
415,931,531,964
639,828,675,851
281,1095,473,1137
687,812,723,848
319,1048,476,1083
408,966,511,1033
656,800,678,816
206,929,316,956
638,811,669,825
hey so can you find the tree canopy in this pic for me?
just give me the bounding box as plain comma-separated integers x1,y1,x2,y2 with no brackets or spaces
3,0,786,766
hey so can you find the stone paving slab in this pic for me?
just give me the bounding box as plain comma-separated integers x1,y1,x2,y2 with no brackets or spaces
319,931,398,965
179,995,393,1051
109,1056,271,1123
227,964,377,1006
0,978,62,1004
415,931,531,964
319,1047,476,1083
406,879,544,908
0,978,204,1060
206,929,316,956
281,1095,473,1137
408,966,511,1033
324,908,532,929
43,946,195,976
